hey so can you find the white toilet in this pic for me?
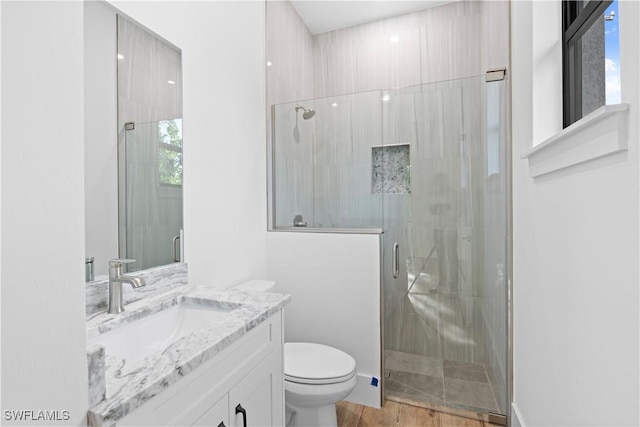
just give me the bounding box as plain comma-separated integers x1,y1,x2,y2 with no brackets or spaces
284,342,357,427
233,280,358,427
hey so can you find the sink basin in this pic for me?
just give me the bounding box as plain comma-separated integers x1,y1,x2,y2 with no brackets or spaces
88,301,235,360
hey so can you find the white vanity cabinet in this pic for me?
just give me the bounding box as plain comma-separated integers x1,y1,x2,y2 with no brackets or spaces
117,311,284,427
227,350,281,427
191,395,228,427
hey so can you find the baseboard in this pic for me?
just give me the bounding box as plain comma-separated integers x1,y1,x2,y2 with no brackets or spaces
511,402,526,427
344,374,381,409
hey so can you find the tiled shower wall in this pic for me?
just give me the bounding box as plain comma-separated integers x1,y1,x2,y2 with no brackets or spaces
311,91,384,227
117,15,182,125
266,0,315,227
265,0,314,107
312,1,509,97
268,0,510,101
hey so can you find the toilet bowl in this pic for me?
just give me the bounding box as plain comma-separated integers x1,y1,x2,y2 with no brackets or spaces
234,282,358,426
284,342,357,427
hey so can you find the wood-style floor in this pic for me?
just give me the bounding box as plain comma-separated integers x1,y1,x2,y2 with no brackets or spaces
336,400,498,427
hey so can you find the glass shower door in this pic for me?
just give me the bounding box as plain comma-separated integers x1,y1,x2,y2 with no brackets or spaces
121,119,183,272
383,75,509,418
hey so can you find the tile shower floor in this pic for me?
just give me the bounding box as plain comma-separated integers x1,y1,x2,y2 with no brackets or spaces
385,350,500,414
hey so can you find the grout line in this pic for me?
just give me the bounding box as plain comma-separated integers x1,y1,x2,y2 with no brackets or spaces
386,377,444,402
442,377,491,386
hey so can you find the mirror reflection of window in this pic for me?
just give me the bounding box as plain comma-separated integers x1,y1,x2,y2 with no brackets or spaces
158,119,183,187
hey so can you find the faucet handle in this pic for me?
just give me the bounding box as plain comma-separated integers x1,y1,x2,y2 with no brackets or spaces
109,259,136,275
109,258,136,267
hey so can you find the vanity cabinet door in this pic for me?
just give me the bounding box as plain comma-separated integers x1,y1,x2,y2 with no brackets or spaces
191,394,229,427
229,349,282,427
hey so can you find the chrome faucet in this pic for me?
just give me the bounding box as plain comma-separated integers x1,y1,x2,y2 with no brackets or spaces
108,259,146,314
293,214,307,227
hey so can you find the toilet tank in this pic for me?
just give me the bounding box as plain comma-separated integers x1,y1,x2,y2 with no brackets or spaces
234,280,276,292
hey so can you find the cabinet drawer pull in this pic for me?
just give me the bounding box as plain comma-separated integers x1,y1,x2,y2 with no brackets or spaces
235,404,247,427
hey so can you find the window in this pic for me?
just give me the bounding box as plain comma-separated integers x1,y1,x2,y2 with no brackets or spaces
158,119,183,186
562,0,619,127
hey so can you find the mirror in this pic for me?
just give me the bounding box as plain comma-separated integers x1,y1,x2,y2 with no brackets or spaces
84,2,183,277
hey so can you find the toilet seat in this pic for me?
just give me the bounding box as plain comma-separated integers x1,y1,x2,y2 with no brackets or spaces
284,342,356,385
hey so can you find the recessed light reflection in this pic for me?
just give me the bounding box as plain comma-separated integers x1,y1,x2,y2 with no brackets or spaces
389,35,400,43
382,95,390,102
117,54,124,60
266,61,272,67
167,80,176,85
332,102,338,107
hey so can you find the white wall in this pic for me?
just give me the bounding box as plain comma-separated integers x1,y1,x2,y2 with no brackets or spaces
266,232,382,408
531,1,563,145
0,0,3,411
84,1,118,276
512,1,640,426
109,1,268,287
1,1,269,424
1,2,89,424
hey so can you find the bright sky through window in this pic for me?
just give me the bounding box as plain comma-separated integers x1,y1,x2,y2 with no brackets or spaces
605,0,620,104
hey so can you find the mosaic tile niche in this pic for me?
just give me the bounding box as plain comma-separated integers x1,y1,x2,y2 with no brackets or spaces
372,144,411,194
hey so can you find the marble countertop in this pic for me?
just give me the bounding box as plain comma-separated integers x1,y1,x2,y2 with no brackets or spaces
86,285,290,426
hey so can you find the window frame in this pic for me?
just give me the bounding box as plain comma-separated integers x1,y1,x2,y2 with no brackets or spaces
562,0,613,127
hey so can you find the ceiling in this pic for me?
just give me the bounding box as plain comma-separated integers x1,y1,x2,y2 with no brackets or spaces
290,1,454,35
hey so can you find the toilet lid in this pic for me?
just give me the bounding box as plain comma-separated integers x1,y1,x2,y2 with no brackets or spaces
284,342,357,385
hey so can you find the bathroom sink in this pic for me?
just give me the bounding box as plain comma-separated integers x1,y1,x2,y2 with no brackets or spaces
88,301,235,360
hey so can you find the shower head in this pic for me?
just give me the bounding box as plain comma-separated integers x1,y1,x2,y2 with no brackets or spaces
295,104,316,120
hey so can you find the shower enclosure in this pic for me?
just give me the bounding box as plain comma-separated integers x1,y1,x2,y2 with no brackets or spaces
271,73,509,420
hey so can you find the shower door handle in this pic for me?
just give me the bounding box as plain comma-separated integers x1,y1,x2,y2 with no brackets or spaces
173,235,180,262
392,242,399,279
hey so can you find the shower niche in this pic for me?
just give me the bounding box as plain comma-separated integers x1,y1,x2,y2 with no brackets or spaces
372,144,411,195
